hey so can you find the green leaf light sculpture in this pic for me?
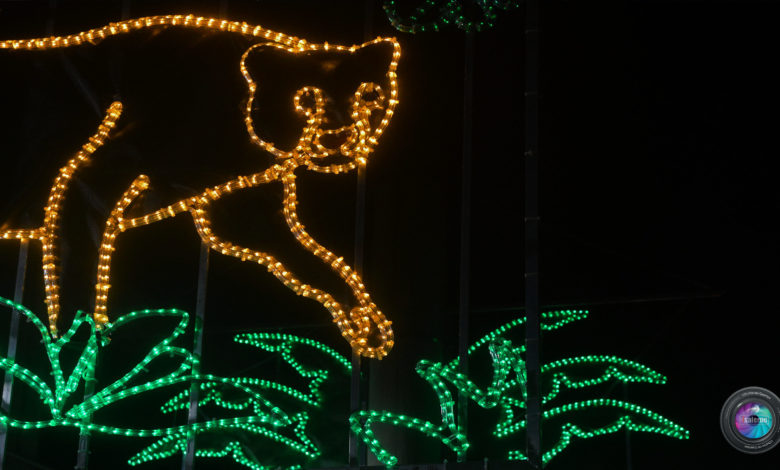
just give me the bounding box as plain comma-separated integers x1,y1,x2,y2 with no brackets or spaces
0,296,352,469
350,309,690,466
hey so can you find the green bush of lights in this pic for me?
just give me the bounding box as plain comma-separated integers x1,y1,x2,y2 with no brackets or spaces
383,0,520,33
2,297,688,468
0,296,350,470
131,331,353,468
350,309,690,466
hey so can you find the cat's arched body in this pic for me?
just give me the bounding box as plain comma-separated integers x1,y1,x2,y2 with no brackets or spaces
0,15,399,359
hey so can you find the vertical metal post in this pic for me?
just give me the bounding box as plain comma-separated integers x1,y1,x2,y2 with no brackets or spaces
183,242,210,470
348,66,369,469
75,369,97,469
76,260,98,470
457,31,475,459
349,2,375,466
75,254,99,470
348,351,363,467
0,240,30,469
523,0,542,467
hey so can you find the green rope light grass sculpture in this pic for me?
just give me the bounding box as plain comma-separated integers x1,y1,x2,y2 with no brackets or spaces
383,0,520,33
0,296,350,470
350,309,690,466
130,331,353,468
1,296,688,467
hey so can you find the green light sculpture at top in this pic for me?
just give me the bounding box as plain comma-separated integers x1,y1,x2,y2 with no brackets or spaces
383,0,520,33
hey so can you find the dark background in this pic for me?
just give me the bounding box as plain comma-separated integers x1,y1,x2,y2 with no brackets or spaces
0,1,779,469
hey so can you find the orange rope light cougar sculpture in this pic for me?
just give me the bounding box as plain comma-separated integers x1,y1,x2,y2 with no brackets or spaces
0,16,399,359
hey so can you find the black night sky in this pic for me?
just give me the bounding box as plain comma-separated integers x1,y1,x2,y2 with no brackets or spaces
1,1,780,469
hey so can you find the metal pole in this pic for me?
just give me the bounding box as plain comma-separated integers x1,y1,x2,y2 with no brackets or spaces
75,370,97,469
457,31,475,460
0,240,30,469
183,242,210,470
348,351,362,467
73,2,132,467
523,0,542,467
76,259,99,470
349,2,375,466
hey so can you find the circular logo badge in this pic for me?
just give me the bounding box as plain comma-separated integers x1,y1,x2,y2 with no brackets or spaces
721,386,780,454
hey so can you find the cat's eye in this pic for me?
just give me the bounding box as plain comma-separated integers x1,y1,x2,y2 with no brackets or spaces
353,82,385,110
293,86,324,117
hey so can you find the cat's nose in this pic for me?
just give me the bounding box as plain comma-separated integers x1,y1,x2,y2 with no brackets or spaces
317,126,353,149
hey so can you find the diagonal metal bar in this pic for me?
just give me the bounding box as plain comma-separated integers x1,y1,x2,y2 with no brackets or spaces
0,240,30,470
182,242,210,470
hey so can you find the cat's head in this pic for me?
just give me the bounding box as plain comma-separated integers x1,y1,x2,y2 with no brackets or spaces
240,37,400,173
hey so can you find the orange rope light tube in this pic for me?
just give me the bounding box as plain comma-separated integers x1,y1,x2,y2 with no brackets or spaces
0,15,400,359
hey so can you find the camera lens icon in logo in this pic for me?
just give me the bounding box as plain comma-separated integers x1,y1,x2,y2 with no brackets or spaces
721,386,780,454
734,402,773,439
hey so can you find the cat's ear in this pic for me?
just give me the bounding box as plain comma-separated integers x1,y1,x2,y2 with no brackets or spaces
240,39,399,172
240,42,312,158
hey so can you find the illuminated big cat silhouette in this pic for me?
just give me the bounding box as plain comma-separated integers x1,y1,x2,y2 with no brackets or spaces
0,16,399,359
